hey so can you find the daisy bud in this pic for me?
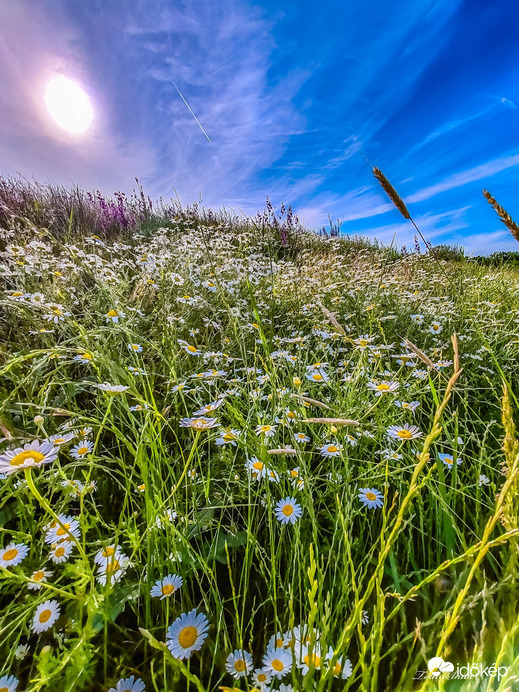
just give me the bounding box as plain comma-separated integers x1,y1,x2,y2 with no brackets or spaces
34,415,44,427
293,376,301,387
330,425,338,434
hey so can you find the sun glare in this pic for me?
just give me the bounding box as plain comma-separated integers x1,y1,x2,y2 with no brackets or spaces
45,76,93,134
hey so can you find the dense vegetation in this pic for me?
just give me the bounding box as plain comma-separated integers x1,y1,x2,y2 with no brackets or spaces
0,177,518,691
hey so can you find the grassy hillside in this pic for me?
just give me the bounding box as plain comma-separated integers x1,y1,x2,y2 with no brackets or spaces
0,179,519,691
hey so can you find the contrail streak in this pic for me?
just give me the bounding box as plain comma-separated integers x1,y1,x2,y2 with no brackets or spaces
171,80,211,142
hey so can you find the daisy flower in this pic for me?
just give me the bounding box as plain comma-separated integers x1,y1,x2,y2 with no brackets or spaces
386,424,422,441
225,649,253,678
367,381,399,395
262,647,292,679
410,314,424,324
48,433,74,446
49,542,73,564
319,443,342,458
394,400,420,412
246,457,267,480
32,599,60,633
294,432,310,443
306,370,329,384
0,543,29,568
128,343,143,353
215,429,240,446
70,440,94,459
108,676,145,692
479,474,490,486
275,497,303,525
166,609,209,659
193,399,225,416
325,647,353,678
255,424,277,438
429,322,443,334
252,668,272,687
94,383,130,395
45,515,81,544
298,645,322,675
150,574,183,599
358,488,384,509
180,417,218,430
278,685,294,692
74,352,94,364
0,675,19,691
28,569,53,591
96,554,129,585
178,339,201,356
439,452,462,469
94,545,122,566
0,440,59,476
106,309,124,323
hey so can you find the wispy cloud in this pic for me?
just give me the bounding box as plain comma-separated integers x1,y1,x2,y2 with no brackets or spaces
407,153,519,204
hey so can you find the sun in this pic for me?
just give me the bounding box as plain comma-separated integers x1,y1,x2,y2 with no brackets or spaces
45,76,93,134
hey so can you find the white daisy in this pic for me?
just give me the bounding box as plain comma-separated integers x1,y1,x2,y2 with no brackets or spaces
386,424,422,441
166,609,209,659
319,443,342,458
108,676,145,692
49,542,73,564
275,497,303,525
28,569,53,591
262,647,292,678
150,574,183,599
255,424,277,438
70,440,94,459
94,383,130,395
358,488,384,509
225,649,253,678
0,674,19,691
0,543,29,568
0,440,59,476
31,599,60,633
246,457,267,480
325,647,353,678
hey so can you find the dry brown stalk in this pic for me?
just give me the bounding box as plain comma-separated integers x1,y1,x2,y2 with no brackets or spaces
302,417,359,426
373,167,411,220
483,189,519,242
404,339,435,369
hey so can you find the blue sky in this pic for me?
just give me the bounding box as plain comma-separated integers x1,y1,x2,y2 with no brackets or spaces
1,0,519,252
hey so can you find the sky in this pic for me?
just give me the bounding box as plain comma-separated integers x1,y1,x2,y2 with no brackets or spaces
1,0,519,253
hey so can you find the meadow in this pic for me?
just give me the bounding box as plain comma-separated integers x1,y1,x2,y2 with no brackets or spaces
0,177,518,691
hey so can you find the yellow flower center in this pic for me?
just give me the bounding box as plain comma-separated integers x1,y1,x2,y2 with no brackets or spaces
77,447,88,455
272,659,284,671
81,353,92,360
377,384,390,391
444,457,453,465
56,523,70,536
234,659,246,672
327,446,338,453
10,450,45,466
282,504,294,516
132,345,140,350
33,570,45,581
333,662,342,675
178,626,198,649
103,547,115,557
397,430,413,439
106,559,120,573
290,469,299,477
276,637,284,647
107,310,118,317
312,374,323,381
162,584,175,595
187,345,197,353
257,672,268,682
366,492,376,501
3,548,18,561
253,461,264,470
303,653,321,667
359,340,368,347
55,547,65,557
39,609,52,623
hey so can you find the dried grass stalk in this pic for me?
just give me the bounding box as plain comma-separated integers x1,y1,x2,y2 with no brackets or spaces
373,167,410,220
483,189,519,242
404,339,435,369
302,417,359,426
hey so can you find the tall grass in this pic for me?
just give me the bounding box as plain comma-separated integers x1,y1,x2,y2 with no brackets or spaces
0,179,518,691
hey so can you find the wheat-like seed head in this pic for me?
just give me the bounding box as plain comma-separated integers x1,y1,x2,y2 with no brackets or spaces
483,189,519,242
373,167,411,220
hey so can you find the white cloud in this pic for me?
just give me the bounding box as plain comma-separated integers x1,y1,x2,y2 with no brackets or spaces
407,153,519,203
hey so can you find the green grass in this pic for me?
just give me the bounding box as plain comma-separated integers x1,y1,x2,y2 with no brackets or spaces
0,204,518,691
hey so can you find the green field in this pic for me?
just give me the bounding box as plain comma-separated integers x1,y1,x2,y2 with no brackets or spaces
1,188,518,691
